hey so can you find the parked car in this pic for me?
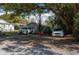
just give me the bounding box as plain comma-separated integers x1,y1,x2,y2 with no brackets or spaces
19,27,32,35
19,26,38,35
52,28,64,37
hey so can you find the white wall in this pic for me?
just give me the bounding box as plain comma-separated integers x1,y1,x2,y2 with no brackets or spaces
0,23,14,32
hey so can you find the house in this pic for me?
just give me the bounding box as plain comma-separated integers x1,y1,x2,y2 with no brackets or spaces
0,19,14,32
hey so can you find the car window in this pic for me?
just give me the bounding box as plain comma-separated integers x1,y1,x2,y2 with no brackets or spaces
54,29,62,31
22,27,32,29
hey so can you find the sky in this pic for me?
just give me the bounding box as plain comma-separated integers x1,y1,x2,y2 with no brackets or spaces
0,7,5,13
0,8,5,15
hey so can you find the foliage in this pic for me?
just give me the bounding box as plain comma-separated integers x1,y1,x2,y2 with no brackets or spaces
43,26,52,35
14,25,19,30
1,3,36,15
45,3,76,34
1,3,79,34
0,14,21,23
41,25,52,35
46,16,55,28
73,12,79,39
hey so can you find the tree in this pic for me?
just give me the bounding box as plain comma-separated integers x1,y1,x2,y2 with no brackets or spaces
1,3,79,34
0,3,45,32
46,16,55,28
35,9,44,32
1,3,36,15
73,12,79,39
0,14,21,23
45,3,78,34
0,3,37,23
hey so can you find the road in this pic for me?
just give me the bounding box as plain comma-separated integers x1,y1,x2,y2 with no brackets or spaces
0,34,78,55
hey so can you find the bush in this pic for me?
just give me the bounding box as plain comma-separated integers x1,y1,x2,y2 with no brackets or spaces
14,25,19,30
73,12,79,39
42,26,52,35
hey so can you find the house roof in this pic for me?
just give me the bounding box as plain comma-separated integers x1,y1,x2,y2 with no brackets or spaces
0,19,14,25
0,19,8,23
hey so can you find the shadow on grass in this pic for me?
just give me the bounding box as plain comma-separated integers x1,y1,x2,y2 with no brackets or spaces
0,34,79,54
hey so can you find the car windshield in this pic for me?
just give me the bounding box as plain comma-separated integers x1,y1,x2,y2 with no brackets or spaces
22,27,32,29
54,29,62,31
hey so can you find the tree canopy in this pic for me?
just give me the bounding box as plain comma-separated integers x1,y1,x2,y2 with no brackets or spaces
0,3,79,34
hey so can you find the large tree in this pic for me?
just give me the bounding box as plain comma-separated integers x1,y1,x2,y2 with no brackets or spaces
1,3,79,34
0,3,44,32
45,3,79,34
1,3,36,15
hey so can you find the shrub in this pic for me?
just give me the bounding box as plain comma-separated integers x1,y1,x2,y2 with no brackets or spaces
42,26,52,35
14,25,19,30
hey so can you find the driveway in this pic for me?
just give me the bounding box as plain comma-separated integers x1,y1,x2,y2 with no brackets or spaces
0,34,78,55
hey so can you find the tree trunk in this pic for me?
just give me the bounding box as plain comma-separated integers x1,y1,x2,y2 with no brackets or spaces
5,10,8,15
61,4,79,34
73,4,78,15
60,11,74,34
38,13,41,32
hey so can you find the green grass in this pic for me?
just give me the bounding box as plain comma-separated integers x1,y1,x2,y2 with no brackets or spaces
3,30,19,36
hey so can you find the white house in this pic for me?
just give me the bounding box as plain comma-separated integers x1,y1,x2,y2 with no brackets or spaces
0,19,14,32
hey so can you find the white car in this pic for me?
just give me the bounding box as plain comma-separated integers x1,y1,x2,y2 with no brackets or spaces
52,29,64,37
19,27,33,35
